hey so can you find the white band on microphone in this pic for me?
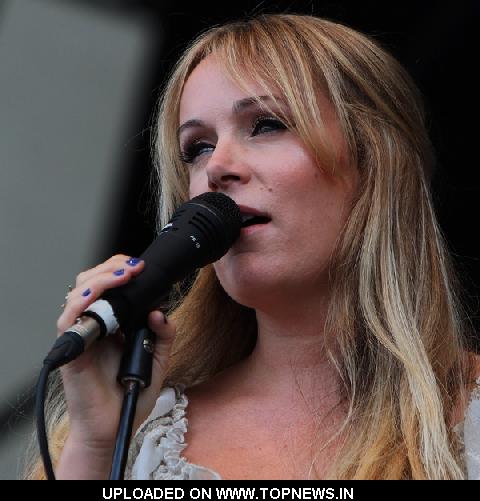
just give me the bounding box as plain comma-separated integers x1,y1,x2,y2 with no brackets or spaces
85,299,119,336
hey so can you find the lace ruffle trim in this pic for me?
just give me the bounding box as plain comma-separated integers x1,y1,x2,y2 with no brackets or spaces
125,385,221,480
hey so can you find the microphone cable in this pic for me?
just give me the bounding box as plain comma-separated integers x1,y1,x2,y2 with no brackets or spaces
36,329,87,479
36,362,56,480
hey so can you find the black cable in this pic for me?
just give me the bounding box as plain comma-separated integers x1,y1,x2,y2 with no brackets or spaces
35,332,86,481
35,363,55,480
109,380,141,480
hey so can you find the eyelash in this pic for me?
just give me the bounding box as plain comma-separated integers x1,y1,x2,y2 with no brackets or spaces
179,116,288,165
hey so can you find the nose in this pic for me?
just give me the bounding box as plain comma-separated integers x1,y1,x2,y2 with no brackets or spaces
206,139,251,191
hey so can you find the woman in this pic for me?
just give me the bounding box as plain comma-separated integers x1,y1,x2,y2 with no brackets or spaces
26,14,479,479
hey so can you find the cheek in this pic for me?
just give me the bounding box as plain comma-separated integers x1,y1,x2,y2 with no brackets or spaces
188,172,207,199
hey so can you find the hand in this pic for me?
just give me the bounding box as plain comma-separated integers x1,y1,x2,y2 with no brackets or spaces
55,255,176,478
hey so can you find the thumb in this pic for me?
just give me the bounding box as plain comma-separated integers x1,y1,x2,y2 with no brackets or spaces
147,310,176,345
147,310,176,376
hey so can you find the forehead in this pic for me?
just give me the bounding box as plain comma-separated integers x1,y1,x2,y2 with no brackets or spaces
179,56,271,121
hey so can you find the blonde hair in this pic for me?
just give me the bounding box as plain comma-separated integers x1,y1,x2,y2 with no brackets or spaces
156,14,474,479
26,14,475,479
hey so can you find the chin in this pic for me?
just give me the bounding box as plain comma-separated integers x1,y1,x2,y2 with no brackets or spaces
215,271,292,311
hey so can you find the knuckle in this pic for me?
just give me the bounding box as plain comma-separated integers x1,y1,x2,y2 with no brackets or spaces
111,254,129,264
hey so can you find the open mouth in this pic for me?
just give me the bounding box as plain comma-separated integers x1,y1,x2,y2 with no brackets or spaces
241,214,271,228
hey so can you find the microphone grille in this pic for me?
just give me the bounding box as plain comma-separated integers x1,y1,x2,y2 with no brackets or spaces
191,192,242,244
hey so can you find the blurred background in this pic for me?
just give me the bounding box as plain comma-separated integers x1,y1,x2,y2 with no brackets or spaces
0,0,478,479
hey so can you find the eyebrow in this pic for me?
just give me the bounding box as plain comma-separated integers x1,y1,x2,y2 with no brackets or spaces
177,95,283,138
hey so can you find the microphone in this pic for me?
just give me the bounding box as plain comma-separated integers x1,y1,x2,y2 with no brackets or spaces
44,192,242,370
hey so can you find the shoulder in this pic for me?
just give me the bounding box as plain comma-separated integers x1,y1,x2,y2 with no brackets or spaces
453,352,480,418
455,352,480,479
468,352,480,406
464,352,480,404
467,352,480,413
472,353,480,383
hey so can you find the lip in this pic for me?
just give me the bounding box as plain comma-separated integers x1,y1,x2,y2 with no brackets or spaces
230,203,272,240
240,222,270,235
236,204,271,218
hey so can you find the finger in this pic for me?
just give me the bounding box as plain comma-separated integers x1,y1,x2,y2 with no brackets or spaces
147,310,176,345
57,261,145,333
75,254,141,287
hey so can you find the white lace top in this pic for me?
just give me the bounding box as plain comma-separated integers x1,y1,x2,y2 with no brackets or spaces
125,379,480,480
125,385,220,480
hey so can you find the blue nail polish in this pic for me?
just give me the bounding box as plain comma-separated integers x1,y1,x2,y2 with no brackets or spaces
113,269,125,276
82,288,91,297
126,257,141,266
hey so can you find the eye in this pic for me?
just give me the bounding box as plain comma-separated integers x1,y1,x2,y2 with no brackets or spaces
180,140,214,164
251,116,287,136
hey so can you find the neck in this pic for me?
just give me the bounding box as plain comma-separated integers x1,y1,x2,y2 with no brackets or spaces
233,294,343,412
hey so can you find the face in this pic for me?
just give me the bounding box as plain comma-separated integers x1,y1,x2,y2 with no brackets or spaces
178,56,359,311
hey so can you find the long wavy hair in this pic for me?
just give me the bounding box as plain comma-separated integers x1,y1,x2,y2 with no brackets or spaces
26,14,475,479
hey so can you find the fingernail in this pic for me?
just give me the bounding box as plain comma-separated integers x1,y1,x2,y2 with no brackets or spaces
113,269,125,276
82,288,91,297
126,257,141,266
